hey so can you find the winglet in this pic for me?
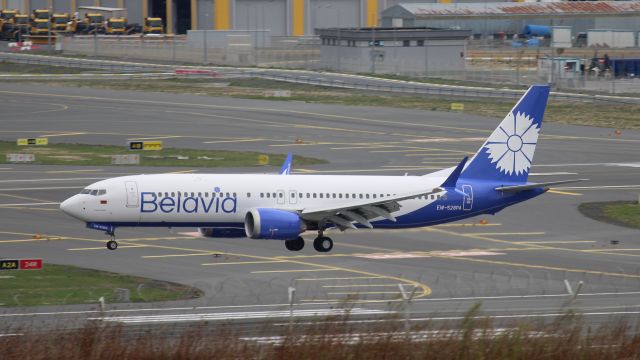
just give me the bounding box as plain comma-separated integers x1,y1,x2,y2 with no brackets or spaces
279,153,293,175
440,157,468,188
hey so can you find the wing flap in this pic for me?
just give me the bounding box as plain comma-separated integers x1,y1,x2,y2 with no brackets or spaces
495,179,588,193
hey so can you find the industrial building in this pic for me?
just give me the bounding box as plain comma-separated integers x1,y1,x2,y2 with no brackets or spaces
317,27,471,75
0,0,386,36
381,1,640,37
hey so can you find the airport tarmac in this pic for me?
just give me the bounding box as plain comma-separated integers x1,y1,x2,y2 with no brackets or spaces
1,83,640,334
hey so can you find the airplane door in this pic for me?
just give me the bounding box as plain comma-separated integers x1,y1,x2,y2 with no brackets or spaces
462,185,473,211
289,190,297,204
125,181,139,208
277,190,285,205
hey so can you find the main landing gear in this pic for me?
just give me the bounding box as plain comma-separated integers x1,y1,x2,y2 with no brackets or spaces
284,232,334,253
105,231,118,250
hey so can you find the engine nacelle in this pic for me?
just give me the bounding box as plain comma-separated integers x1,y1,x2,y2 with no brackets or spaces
198,227,247,238
244,208,305,240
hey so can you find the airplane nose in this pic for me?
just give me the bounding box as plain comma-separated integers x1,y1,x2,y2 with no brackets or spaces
60,195,84,220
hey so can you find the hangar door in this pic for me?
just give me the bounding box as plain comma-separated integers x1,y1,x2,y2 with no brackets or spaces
309,0,359,32
235,0,286,36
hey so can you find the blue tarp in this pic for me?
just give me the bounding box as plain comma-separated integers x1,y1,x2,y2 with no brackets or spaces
523,25,551,37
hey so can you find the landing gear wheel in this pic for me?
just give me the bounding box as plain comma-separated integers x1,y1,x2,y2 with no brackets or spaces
313,236,333,252
285,237,305,251
106,240,118,250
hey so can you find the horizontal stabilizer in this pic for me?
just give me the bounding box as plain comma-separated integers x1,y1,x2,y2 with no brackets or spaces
440,157,468,188
495,179,588,193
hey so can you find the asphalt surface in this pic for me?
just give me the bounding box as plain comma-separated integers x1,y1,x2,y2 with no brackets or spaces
1,83,640,336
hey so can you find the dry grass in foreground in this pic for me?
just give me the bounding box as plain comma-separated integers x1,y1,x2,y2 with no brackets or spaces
2,310,640,359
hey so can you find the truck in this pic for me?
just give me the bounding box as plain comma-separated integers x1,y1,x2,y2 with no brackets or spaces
105,17,126,35
31,9,50,21
67,13,105,34
30,18,51,36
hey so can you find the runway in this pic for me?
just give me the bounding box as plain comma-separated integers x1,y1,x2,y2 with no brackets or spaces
1,83,639,334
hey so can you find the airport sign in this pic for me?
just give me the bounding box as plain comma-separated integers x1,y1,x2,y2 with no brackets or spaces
0,259,43,270
128,141,163,151
17,138,48,146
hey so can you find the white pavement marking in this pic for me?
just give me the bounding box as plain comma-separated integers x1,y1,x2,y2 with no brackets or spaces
0,333,23,337
89,308,392,324
0,186,83,191
0,177,106,183
529,172,577,176
0,202,59,207
558,185,640,190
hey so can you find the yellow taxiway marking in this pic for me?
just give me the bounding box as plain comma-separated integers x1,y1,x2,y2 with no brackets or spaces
39,131,86,137
143,252,224,259
440,256,640,279
0,238,66,243
127,136,183,141
0,206,58,212
55,236,432,299
251,269,343,274
434,223,501,228
165,170,198,174
467,232,545,236
203,260,288,266
327,291,402,295
295,276,382,281
547,189,583,196
322,284,399,288
514,240,596,244
0,192,54,204
584,248,640,252
68,245,149,251
293,167,441,174
203,139,266,144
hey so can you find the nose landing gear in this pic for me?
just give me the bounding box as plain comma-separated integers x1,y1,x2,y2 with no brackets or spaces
105,231,118,250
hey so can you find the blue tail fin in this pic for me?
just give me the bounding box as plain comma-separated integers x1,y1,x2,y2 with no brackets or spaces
279,153,293,175
461,85,550,184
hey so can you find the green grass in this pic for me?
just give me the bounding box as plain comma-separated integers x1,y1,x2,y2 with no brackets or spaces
0,61,89,74
602,202,640,229
0,263,202,307
0,141,326,167
579,201,640,230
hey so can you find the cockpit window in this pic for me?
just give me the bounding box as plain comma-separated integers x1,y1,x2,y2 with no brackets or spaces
80,188,106,196
97,189,106,196
90,190,99,196
80,189,91,194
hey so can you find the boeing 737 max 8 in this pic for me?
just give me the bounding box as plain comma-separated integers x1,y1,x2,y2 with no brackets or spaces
60,85,584,252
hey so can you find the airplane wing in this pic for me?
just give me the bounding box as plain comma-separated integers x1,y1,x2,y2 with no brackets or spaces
495,179,587,193
300,158,468,230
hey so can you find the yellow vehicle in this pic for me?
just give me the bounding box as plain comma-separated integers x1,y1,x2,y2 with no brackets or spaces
106,17,126,34
67,12,105,34
32,9,50,21
51,13,70,31
143,17,163,34
0,11,28,41
31,18,50,35
0,9,18,21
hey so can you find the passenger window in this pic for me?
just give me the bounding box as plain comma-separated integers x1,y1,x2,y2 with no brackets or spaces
291,193,295,198
272,193,276,198
313,193,317,198
442,194,447,200
226,192,230,197
366,194,370,199
171,192,175,197
279,193,283,198
204,192,208,198
266,193,271,198
332,193,336,198
197,192,201,197
191,192,195,197
373,194,377,199
359,194,363,199
260,193,264,198
212,193,217,198
165,192,169,197
437,195,441,199
339,194,342,199
247,192,251,198
157,192,162,197
233,192,237,197
319,193,324,198
307,193,310,198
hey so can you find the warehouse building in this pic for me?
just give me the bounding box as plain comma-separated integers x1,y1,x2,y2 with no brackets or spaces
0,0,385,36
317,27,471,75
380,1,640,37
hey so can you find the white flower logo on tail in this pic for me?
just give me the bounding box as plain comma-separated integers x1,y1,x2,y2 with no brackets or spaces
484,111,539,176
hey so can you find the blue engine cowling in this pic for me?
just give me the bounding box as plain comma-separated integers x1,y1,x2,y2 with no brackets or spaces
244,208,305,240
199,227,247,238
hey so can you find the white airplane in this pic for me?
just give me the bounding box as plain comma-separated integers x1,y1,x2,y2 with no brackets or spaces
60,85,584,252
